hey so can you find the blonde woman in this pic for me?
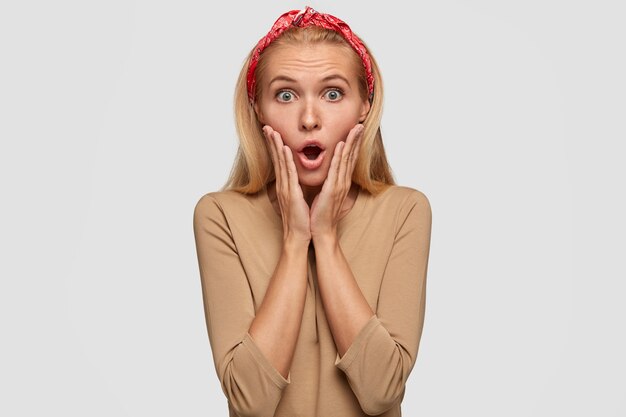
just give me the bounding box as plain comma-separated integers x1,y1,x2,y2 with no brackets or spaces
193,6,432,417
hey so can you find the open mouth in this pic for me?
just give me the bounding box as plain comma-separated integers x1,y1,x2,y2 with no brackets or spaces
302,145,323,160
297,141,326,170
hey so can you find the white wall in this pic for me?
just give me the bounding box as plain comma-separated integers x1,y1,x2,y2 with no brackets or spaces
1,0,624,415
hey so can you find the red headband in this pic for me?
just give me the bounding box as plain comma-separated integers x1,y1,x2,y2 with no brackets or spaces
246,6,374,104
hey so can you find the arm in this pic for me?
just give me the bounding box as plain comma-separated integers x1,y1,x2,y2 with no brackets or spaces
249,237,309,379
193,194,309,417
249,127,313,382
314,191,432,415
312,236,374,358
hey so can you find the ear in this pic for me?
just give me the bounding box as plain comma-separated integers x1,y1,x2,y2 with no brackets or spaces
253,101,265,124
358,99,371,122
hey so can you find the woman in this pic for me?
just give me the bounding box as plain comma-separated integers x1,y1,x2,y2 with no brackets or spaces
193,6,432,417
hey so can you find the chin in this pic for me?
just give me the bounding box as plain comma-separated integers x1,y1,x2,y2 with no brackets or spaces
298,176,325,187
296,171,328,188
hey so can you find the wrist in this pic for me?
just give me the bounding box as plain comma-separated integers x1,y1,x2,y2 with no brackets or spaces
283,233,311,251
311,231,339,249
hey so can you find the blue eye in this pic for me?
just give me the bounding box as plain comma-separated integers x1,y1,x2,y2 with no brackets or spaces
325,89,343,101
276,90,295,102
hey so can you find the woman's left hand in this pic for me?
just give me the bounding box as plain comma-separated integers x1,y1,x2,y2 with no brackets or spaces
310,123,364,240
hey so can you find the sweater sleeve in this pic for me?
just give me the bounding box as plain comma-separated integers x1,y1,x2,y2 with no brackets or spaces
193,194,290,417
334,190,432,416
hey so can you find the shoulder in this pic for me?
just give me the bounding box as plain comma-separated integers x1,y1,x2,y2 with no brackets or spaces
369,185,432,234
195,190,248,210
374,185,431,213
193,190,256,222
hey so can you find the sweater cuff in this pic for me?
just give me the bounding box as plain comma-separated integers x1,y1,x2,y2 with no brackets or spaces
334,314,380,371
243,332,291,388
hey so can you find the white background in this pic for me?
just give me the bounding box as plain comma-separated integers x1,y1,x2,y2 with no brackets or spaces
1,0,625,415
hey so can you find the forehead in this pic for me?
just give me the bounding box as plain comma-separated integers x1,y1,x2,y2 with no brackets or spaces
262,43,359,80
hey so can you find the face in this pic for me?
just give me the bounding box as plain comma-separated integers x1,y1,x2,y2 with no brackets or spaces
254,43,371,190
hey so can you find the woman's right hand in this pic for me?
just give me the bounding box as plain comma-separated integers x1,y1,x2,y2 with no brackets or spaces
263,125,311,244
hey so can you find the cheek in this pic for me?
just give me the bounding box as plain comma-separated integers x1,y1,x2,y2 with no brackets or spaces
263,109,298,142
328,113,359,137
327,103,362,125
262,106,291,129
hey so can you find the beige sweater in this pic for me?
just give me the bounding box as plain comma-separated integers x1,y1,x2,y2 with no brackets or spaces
193,184,432,417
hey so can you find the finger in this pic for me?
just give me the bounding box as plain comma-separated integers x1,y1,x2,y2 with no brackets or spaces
270,129,288,198
273,131,289,196
337,127,359,190
263,126,280,179
348,126,364,181
283,144,301,196
348,124,364,163
325,140,344,191
347,125,364,180
350,125,364,160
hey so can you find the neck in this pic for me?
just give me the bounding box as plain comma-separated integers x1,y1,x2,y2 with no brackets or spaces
300,184,322,207
267,181,358,212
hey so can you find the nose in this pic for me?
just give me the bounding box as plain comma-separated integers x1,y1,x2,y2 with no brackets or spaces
300,98,320,131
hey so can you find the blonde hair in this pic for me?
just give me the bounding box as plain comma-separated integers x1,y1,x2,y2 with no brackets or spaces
222,26,395,195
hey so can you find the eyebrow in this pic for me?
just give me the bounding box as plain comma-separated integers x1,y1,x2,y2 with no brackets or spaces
268,74,351,87
321,74,351,85
268,75,297,86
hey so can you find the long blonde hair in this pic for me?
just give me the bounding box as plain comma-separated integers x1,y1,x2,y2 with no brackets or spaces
222,26,394,195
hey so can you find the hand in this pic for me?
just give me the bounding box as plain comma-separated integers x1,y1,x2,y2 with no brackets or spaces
262,125,311,243
310,123,364,240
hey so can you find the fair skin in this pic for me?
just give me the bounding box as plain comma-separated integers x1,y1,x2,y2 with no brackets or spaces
247,43,376,379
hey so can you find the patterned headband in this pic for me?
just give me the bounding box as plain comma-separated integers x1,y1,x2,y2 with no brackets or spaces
246,6,374,104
